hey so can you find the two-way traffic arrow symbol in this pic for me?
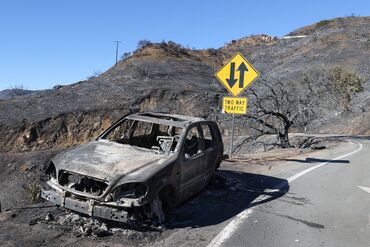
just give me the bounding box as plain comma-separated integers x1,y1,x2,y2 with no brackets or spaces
226,62,248,88
237,62,248,88
226,62,238,88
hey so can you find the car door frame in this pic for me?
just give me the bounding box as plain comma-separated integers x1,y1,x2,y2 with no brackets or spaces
177,123,206,200
199,121,219,181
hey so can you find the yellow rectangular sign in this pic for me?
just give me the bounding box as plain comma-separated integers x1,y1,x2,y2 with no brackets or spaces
222,97,248,115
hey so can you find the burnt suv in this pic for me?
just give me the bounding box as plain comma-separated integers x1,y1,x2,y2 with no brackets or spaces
41,112,224,222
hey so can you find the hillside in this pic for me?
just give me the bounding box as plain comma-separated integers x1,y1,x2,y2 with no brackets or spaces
0,88,35,100
0,16,369,152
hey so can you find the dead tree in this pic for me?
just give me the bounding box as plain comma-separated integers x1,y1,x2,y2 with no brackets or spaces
243,68,362,148
245,79,316,148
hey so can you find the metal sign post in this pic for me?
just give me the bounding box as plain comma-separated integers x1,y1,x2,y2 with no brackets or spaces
230,114,235,157
222,97,247,157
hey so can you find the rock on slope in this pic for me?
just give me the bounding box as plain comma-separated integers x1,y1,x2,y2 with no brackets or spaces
0,16,370,152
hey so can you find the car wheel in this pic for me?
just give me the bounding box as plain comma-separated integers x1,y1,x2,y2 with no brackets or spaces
150,186,174,223
151,196,165,223
215,161,221,170
158,186,174,212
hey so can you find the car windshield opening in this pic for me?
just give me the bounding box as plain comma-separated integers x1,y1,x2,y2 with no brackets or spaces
101,119,183,154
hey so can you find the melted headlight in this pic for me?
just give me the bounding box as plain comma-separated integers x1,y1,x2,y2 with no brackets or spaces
45,162,56,179
111,183,148,200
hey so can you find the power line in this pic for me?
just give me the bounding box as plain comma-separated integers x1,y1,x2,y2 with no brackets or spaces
114,41,121,66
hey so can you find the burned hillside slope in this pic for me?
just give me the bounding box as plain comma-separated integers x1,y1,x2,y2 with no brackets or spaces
0,51,223,152
0,16,370,152
0,88,35,100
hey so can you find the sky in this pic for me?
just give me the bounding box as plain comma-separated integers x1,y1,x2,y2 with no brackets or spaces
0,0,369,91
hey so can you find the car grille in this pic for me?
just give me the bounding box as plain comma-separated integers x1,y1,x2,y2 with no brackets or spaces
58,171,108,196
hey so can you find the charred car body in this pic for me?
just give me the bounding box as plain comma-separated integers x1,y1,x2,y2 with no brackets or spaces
41,112,223,222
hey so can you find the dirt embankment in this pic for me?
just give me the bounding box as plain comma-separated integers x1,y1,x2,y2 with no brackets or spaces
0,87,221,152
1,111,112,152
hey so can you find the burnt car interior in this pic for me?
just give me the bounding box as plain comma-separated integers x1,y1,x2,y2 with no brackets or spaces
101,119,183,154
184,126,201,158
99,114,217,159
201,124,216,150
183,124,216,158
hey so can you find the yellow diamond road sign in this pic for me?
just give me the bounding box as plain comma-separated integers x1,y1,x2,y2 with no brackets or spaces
215,53,260,97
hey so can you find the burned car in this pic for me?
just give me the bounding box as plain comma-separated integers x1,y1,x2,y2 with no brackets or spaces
41,112,223,222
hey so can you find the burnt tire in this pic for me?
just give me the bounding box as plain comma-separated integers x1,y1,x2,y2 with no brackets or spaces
145,186,174,223
158,186,174,212
215,161,221,171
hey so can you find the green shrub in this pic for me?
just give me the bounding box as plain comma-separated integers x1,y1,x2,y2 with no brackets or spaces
330,66,363,94
207,48,218,55
137,39,152,49
121,52,132,60
159,40,188,56
86,70,102,80
329,66,363,109
23,181,40,203
316,19,332,28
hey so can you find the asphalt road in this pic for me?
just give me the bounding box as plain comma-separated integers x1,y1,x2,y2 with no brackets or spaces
208,136,370,247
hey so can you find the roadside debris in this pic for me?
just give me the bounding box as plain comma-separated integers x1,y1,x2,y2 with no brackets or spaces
47,211,163,240
29,217,41,226
55,212,112,237
0,210,16,222
45,212,54,222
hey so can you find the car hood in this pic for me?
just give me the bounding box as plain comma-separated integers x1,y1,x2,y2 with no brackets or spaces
52,140,170,182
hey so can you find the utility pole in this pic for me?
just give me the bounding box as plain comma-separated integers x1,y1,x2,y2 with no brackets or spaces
114,41,121,66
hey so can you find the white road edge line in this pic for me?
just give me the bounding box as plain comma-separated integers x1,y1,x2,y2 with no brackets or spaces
358,185,370,194
207,141,363,247
287,141,363,183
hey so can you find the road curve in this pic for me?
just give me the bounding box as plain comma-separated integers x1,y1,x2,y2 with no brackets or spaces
209,136,370,247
